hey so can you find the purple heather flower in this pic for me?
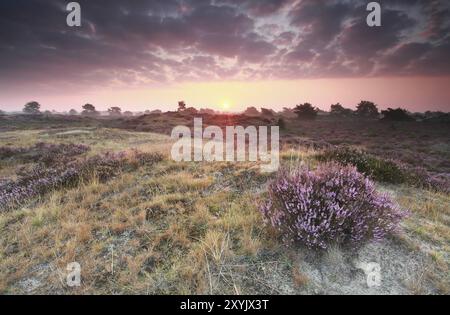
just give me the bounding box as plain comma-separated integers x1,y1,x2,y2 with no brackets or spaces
260,162,408,250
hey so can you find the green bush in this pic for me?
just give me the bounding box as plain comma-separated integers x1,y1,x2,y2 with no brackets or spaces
316,147,406,183
316,147,449,192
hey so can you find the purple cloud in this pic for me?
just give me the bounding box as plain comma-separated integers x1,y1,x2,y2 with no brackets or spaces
0,0,449,92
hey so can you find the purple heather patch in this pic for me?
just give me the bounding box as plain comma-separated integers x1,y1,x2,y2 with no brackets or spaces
260,163,408,250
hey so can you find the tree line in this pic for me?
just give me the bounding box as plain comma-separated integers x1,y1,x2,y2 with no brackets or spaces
1,100,446,123
20,102,136,117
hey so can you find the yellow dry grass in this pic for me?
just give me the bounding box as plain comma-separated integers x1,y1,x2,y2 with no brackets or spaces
0,127,448,294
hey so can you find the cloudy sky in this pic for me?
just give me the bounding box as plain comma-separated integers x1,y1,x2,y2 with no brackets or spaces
1,0,449,112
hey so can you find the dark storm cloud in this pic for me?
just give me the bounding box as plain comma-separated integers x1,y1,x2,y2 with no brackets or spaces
289,0,352,46
340,9,414,57
0,0,449,90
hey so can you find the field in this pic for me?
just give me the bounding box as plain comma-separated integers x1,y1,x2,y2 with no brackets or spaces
0,114,449,294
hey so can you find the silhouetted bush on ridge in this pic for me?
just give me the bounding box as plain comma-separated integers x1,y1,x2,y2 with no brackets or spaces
294,103,319,120
381,108,414,121
356,101,379,118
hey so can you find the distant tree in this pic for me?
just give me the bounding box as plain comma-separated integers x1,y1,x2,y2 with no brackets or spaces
261,108,275,117
330,103,353,117
107,106,122,116
123,111,133,117
356,101,379,118
178,101,186,112
23,101,41,115
294,103,319,120
69,109,78,115
381,108,414,121
43,110,52,116
243,106,260,116
82,104,99,116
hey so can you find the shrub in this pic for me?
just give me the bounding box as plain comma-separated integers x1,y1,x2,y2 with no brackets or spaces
0,143,90,165
0,146,26,159
356,101,379,118
330,103,353,117
81,103,99,116
381,108,414,121
0,166,81,210
260,163,407,250
0,150,163,210
33,143,90,165
316,147,405,184
316,147,449,192
131,150,164,166
294,103,318,120
23,101,41,115
108,106,122,116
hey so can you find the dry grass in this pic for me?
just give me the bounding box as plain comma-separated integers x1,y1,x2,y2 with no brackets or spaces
392,186,450,293
292,268,309,288
0,124,449,295
0,128,273,294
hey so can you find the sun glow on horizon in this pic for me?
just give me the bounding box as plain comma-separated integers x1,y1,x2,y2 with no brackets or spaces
220,100,232,111
2,77,450,113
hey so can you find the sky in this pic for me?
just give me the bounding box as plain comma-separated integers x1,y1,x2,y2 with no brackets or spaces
1,0,450,113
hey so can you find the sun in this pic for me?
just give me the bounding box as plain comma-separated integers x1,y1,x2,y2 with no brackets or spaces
221,100,232,111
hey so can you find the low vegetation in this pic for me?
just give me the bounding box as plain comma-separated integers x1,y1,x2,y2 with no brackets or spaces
316,147,448,192
0,143,90,165
260,163,407,249
0,146,163,210
0,114,448,294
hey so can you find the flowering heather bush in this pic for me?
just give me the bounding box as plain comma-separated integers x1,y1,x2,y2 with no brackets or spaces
132,150,164,166
260,163,407,250
0,150,163,210
33,143,90,165
0,143,90,165
0,146,27,159
0,167,80,209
